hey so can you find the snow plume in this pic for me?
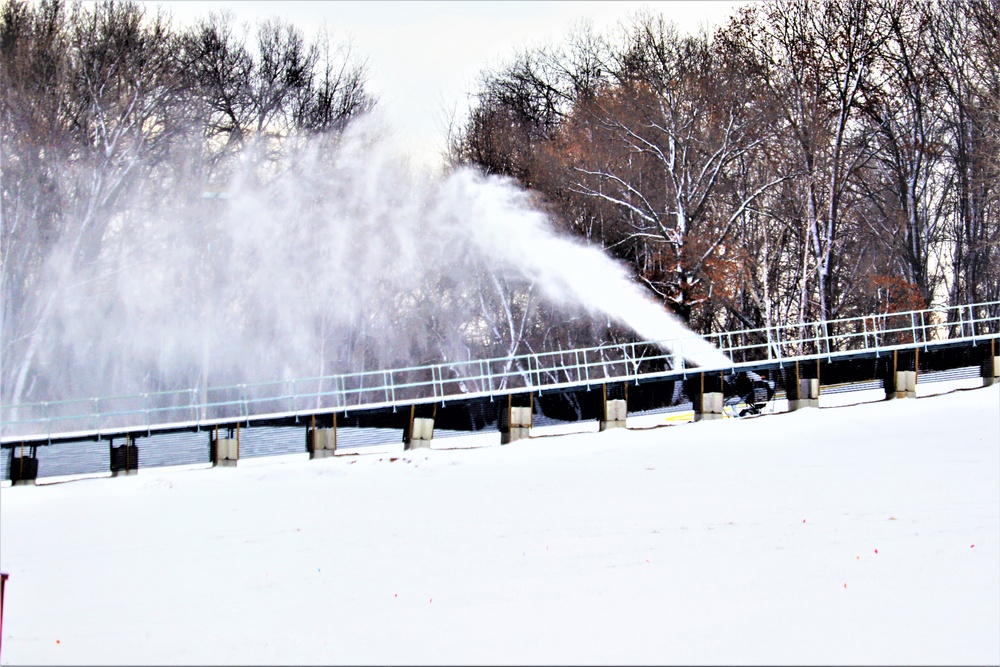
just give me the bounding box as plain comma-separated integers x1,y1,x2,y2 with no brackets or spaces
435,168,731,368
8,114,728,405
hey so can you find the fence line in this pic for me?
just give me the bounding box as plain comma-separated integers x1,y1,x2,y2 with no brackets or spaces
3,300,998,442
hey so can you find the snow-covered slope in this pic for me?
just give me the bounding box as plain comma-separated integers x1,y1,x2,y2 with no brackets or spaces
1,385,997,665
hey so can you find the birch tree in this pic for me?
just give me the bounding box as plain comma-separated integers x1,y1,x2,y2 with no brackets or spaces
732,0,893,324
854,0,947,306
561,16,790,325
931,0,1000,307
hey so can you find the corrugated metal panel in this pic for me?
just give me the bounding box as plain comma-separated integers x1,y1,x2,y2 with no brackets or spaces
34,440,108,478
335,426,404,449
920,365,981,383
3,430,213,480
138,431,211,468
532,412,594,428
628,401,695,418
822,379,883,395
431,425,499,440
238,426,304,459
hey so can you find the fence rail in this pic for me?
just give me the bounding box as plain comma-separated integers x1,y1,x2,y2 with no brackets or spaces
3,300,998,442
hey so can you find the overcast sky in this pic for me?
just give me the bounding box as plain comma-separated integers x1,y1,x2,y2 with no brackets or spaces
153,1,751,168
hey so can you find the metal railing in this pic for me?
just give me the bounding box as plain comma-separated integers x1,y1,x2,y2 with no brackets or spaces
3,300,998,442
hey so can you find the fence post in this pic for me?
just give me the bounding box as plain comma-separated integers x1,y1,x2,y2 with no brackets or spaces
787,359,819,410
10,443,39,486
690,372,723,421
211,425,239,467
983,338,999,387
307,413,338,459
894,349,917,399
882,350,898,401
600,382,628,431
501,393,532,444
110,434,139,477
404,403,436,450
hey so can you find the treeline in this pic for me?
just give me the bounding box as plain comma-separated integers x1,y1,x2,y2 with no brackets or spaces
3,0,999,406
450,0,1000,334
0,0,630,408
0,0,375,404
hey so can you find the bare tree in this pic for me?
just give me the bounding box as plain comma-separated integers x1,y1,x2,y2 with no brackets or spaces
560,15,790,324
850,0,948,307
728,0,893,324
182,11,375,172
0,0,377,405
2,0,190,404
930,0,1000,307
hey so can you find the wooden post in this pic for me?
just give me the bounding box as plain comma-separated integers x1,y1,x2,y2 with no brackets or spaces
884,350,898,400
601,382,627,431
211,424,239,467
694,372,723,421
308,413,337,459
11,443,38,486
405,403,438,450
895,349,916,398
502,394,531,444
788,359,817,410
111,435,139,477
982,338,999,387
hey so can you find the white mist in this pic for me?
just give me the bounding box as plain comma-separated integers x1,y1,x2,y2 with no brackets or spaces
9,114,728,405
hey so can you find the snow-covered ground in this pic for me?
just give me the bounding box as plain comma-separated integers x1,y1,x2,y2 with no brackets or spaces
1,384,997,665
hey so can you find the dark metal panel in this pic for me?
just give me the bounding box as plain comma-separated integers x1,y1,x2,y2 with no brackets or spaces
33,440,108,479
920,366,982,383
535,386,603,424
821,380,884,395
137,430,211,468
237,426,304,459
335,427,404,449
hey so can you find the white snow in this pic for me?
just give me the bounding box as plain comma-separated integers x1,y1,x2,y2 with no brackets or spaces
1,384,998,665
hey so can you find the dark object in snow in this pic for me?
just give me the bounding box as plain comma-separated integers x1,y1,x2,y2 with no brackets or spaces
724,371,775,417
110,439,139,475
0,572,8,661
9,453,38,483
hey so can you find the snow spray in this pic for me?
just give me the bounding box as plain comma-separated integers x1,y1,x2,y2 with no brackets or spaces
5,114,728,405
437,167,731,368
